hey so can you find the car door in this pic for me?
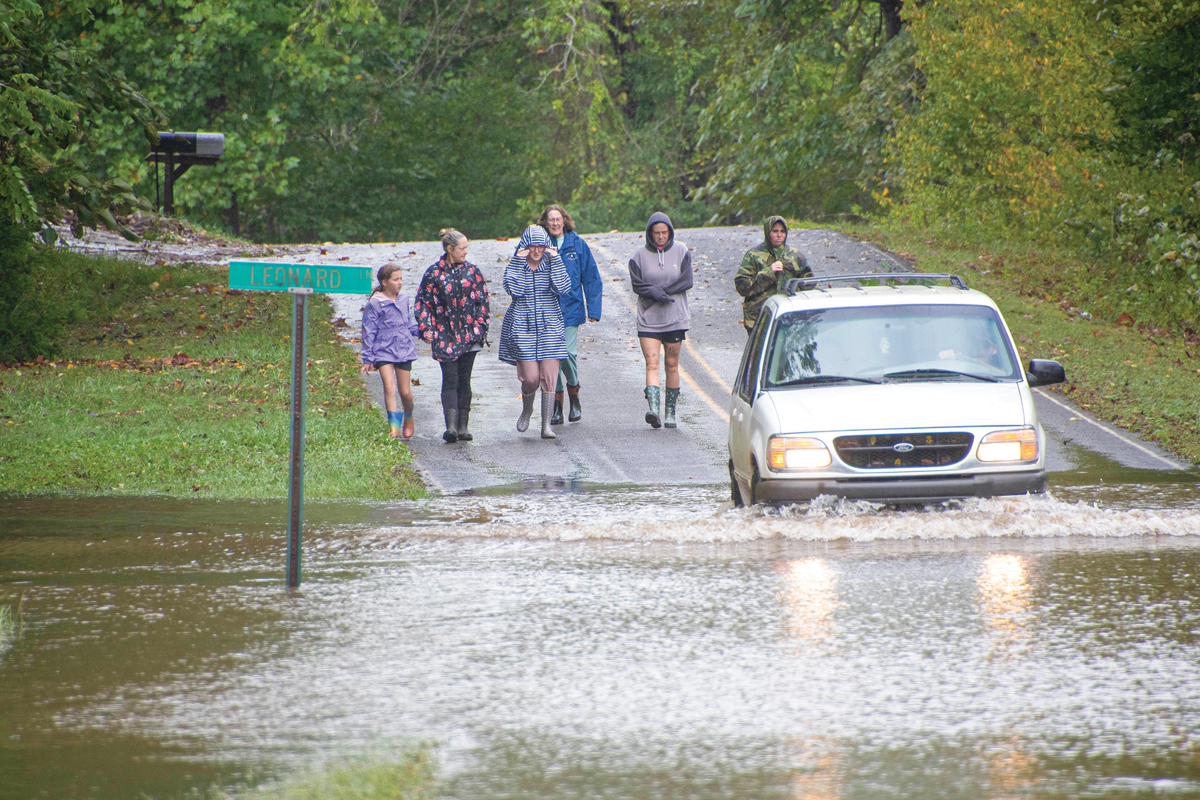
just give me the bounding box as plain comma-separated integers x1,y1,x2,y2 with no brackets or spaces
729,308,773,480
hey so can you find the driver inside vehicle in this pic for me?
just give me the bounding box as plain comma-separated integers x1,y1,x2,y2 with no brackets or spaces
939,335,1000,369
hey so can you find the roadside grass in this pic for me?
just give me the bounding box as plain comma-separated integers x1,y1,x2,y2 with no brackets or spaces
0,256,423,500
231,747,436,800
0,595,24,653
836,221,1200,466
142,746,436,800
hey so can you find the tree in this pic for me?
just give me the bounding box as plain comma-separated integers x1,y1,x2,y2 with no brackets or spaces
692,0,915,222
0,0,162,241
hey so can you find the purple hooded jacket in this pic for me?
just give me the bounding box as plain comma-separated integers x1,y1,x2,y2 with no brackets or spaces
361,292,420,365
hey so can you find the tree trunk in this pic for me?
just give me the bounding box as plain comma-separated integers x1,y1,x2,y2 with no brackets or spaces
879,0,904,40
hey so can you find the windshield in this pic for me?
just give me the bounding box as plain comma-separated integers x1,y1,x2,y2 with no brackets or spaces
762,304,1020,388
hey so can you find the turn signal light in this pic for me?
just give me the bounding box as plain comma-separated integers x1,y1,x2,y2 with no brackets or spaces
768,437,832,470
977,428,1038,462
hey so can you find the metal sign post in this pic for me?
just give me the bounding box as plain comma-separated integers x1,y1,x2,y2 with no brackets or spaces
286,287,310,588
228,261,373,588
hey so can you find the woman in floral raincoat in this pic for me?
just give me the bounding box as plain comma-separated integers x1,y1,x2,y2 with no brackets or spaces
414,227,490,443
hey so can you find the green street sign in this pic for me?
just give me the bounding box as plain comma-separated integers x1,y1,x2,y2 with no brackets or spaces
228,261,373,294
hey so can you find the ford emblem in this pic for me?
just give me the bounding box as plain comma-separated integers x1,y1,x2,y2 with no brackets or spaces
893,442,915,453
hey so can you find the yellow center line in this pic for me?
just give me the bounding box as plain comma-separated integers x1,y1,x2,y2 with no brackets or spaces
591,240,730,423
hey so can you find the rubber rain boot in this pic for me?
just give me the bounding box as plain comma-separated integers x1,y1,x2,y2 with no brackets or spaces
540,391,557,439
551,391,564,425
516,389,537,432
401,410,414,439
664,387,680,428
644,386,662,429
442,407,458,443
456,407,472,441
567,384,582,422
387,411,403,438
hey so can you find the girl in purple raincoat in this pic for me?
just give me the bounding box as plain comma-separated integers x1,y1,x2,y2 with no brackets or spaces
360,263,420,438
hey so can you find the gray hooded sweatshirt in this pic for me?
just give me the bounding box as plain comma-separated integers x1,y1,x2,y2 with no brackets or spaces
628,211,693,333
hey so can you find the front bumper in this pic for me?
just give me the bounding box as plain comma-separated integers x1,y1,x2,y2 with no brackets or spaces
755,470,1047,504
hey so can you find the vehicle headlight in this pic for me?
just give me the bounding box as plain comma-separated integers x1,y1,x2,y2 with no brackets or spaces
768,436,832,470
976,428,1038,462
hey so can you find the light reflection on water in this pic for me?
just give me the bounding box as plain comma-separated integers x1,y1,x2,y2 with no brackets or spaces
1,476,1200,799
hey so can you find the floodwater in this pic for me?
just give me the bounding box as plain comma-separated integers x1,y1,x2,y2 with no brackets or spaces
3,466,1200,799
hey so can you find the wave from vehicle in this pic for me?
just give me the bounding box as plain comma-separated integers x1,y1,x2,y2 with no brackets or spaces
369,486,1200,544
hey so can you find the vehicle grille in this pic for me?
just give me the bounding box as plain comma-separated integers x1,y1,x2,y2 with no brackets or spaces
833,432,973,469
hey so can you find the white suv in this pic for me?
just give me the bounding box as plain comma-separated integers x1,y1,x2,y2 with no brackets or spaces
728,274,1065,505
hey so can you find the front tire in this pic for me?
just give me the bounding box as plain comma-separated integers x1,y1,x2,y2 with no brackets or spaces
729,459,744,508
749,459,762,506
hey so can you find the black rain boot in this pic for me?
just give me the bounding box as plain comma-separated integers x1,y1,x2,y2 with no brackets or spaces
551,391,564,425
567,384,581,422
442,407,458,443
456,407,473,441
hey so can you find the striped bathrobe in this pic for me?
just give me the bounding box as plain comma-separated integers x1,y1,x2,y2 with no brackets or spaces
498,250,571,365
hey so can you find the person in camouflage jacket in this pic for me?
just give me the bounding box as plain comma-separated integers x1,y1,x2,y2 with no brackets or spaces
734,215,812,334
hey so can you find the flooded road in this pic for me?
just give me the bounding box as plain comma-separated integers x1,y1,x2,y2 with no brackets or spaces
3,469,1200,799
7,225,1198,797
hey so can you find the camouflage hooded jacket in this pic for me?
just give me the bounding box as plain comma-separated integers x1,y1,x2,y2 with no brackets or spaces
734,216,812,330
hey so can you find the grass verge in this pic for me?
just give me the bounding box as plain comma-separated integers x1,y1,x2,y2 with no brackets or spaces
837,220,1200,467
231,746,436,800
0,253,423,500
0,595,24,653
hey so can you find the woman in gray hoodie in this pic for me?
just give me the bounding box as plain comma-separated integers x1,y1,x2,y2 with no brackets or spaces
628,211,693,428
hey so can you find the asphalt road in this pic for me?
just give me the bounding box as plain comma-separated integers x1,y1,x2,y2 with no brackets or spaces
316,225,1185,494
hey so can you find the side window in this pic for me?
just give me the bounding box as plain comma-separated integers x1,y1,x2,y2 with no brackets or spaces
736,310,773,402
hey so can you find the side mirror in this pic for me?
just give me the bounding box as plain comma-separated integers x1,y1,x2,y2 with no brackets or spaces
1026,359,1065,387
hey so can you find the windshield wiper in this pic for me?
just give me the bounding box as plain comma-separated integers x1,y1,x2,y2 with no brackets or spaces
882,368,999,383
773,374,882,387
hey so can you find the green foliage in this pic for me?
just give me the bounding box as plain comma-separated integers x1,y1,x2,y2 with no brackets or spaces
7,0,1200,331
0,0,160,240
1110,18,1200,158
0,222,61,363
0,223,165,363
694,0,913,223
517,0,721,232
64,0,542,241
274,73,544,242
890,0,1200,330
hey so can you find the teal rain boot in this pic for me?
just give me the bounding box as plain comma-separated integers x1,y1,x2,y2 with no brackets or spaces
664,386,680,428
644,386,662,429
387,411,403,438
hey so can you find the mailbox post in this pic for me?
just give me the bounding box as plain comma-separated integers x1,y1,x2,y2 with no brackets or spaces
148,132,225,215
229,261,373,588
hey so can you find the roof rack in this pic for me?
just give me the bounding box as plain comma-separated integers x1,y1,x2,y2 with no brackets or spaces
783,273,968,295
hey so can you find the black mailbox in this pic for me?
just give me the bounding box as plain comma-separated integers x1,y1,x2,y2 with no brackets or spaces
155,132,225,156
147,131,225,215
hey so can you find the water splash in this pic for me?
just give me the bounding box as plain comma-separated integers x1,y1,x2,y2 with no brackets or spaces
365,486,1200,544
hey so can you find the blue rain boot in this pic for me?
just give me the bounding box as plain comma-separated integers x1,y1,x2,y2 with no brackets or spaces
387,411,403,438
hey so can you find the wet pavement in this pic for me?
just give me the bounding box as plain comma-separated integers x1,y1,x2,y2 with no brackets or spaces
3,226,1199,799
